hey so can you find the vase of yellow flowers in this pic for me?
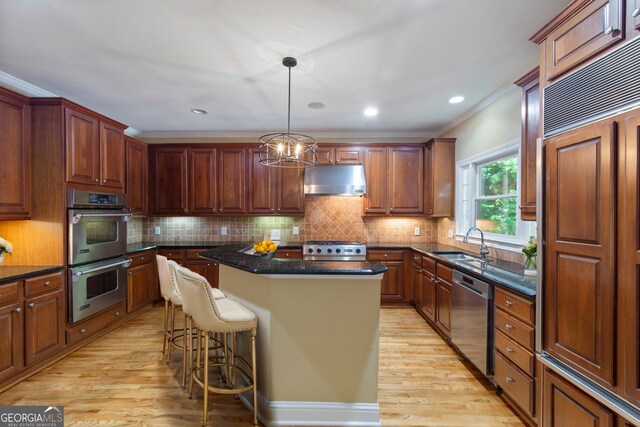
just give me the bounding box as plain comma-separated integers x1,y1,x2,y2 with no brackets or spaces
0,237,13,265
522,237,537,276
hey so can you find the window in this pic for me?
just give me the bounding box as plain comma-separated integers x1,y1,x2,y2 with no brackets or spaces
456,141,533,248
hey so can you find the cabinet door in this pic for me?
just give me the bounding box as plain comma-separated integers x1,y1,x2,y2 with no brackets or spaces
380,261,404,302
425,139,455,217
620,111,640,405
422,270,436,322
362,147,388,214
183,260,215,286
277,167,305,214
436,279,452,337
127,262,156,313
335,147,363,164
149,147,188,215
99,122,125,189
217,148,246,214
413,264,423,309
0,90,30,219
542,367,614,427
24,290,64,366
516,70,540,221
65,108,100,186
545,119,616,387
0,302,23,382
125,137,147,215
424,142,434,216
544,0,624,81
315,147,334,165
389,146,423,214
247,148,275,214
189,148,217,214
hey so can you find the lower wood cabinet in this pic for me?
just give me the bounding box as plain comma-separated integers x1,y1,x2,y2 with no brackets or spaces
66,301,125,346
367,249,411,305
127,250,158,313
435,263,452,338
24,289,65,366
273,249,303,259
0,283,23,383
158,247,219,288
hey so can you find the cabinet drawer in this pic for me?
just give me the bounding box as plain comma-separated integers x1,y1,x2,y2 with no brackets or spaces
66,301,126,346
495,287,535,325
0,281,20,305
495,308,535,350
495,330,535,377
422,256,436,274
495,351,534,416
273,249,302,259
412,252,422,267
367,250,404,261
436,263,452,283
24,272,64,298
186,248,207,260
158,249,184,262
128,250,155,269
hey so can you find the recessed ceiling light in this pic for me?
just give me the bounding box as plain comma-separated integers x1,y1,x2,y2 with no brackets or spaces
190,108,208,115
448,96,465,104
308,102,325,109
363,107,378,117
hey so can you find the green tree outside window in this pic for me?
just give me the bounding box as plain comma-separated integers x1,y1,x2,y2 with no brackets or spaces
475,155,518,236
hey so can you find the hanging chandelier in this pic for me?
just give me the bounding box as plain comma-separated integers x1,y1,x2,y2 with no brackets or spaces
259,57,318,168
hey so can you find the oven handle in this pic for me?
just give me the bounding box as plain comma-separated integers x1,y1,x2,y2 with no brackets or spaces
72,259,132,281
72,212,132,224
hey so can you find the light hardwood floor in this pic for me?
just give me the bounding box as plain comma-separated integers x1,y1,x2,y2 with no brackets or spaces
0,306,523,426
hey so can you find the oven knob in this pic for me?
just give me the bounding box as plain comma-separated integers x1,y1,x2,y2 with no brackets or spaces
307,248,314,254
327,248,333,253
316,248,322,253
336,248,341,253
356,249,362,254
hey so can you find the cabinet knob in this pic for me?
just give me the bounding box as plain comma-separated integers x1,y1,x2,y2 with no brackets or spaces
285,254,289,257
141,257,144,261
505,347,514,353
633,7,640,18
604,26,617,35
384,254,388,257
103,179,107,183
115,311,121,317
505,324,514,330
14,307,21,313
43,281,51,287
80,328,86,334
95,178,99,182
28,303,35,308
505,376,515,383
207,264,211,267
505,300,514,307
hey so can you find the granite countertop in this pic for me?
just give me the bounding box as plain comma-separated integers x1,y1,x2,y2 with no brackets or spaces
0,265,65,284
127,241,303,254
369,242,536,297
199,244,387,275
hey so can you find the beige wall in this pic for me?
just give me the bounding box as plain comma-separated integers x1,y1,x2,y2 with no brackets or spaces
442,87,521,162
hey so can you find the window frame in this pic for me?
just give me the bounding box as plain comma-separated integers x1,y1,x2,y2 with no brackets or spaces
455,140,531,250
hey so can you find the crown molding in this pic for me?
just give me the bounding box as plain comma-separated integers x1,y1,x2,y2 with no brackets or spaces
435,83,518,137
0,71,57,97
124,127,142,136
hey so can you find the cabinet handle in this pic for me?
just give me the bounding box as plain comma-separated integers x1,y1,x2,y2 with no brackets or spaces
505,347,514,353
505,376,515,383
384,254,388,257
633,7,640,17
141,257,144,261
505,324,514,330
95,178,99,182
505,300,514,307
28,303,35,308
14,307,21,313
43,281,51,287
80,328,86,334
605,26,617,35
115,312,121,317
103,179,107,183
207,264,211,267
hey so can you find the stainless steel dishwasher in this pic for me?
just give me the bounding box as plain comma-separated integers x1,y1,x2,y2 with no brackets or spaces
451,270,493,377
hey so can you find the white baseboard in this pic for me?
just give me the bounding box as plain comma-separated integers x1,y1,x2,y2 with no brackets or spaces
238,392,381,427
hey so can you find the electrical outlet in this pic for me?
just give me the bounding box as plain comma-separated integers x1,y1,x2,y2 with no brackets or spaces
221,226,227,235
270,229,281,240
448,229,454,238
154,226,161,235
293,227,299,236
414,227,421,236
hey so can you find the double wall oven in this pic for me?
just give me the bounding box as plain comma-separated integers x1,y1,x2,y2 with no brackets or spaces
67,190,131,323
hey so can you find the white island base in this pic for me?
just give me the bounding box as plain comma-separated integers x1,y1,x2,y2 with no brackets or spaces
218,265,383,427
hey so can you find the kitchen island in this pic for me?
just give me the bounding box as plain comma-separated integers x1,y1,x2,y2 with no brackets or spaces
199,244,387,427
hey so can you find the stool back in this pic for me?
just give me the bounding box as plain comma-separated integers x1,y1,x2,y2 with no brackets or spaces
156,255,182,305
174,265,230,332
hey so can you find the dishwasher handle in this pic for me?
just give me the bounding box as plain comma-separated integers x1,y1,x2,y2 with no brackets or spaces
452,270,492,299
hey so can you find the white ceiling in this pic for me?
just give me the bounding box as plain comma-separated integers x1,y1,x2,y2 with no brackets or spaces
0,0,568,140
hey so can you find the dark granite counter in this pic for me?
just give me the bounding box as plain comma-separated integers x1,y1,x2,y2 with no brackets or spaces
126,241,303,254
369,242,536,297
200,244,387,275
0,265,65,284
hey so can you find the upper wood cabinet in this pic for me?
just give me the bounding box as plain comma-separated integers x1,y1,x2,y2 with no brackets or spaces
188,148,217,214
125,136,148,215
335,146,363,164
0,88,31,220
277,167,304,214
362,145,423,216
515,69,540,222
149,146,188,215
65,107,125,190
424,138,455,217
315,146,335,165
533,0,625,83
217,148,246,214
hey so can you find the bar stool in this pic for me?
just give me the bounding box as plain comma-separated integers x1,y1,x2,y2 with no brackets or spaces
174,265,258,427
156,255,225,388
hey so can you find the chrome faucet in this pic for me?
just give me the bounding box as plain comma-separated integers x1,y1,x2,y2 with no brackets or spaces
463,227,490,258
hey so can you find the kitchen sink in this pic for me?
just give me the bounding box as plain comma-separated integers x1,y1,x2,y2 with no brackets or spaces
432,251,485,262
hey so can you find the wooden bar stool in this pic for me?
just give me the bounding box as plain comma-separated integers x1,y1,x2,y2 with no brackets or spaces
156,255,225,388
174,265,259,427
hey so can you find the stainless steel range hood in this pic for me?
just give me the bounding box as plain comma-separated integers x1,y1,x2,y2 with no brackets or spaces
304,165,366,196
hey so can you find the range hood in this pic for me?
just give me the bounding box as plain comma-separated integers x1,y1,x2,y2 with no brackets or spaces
304,165,366,196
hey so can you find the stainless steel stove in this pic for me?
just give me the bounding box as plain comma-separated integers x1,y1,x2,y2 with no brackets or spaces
302,241,367,261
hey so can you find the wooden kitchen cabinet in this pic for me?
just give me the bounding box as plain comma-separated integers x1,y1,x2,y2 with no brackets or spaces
125,136,148,215
421,257,437,322
24,288,65,366
0,282,23,383
515,69,540,222
66,301,125,346
367,249,411,305
315,146,335,165
412,253,423,309
217,148,246,214
188,148,217,214
127,250,158,313
277,167,304,214
149,146,188,215
335,146,363,164
0,88,31,220
158,248,219,288
273,249,303,259
99,122,126,189
435,263,452,338
362,147,388,214
424,138,455,217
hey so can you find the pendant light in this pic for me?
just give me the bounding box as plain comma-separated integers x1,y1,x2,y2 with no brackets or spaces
259,57,318,168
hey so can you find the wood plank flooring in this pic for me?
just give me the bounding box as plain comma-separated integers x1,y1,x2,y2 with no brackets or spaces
0,306,523,426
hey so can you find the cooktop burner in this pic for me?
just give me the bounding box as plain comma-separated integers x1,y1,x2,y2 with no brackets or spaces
305,241,364,245
302,241,367,261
